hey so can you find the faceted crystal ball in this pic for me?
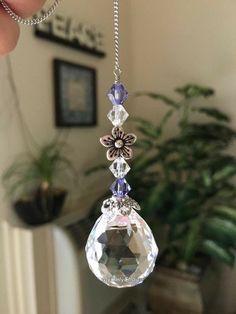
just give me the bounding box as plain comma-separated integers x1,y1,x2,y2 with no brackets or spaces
85,209,158,288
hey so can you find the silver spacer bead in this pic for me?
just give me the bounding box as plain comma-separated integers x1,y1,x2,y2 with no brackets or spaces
101,196,141,216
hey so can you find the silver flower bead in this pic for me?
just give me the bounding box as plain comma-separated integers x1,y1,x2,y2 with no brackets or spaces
100,127,137,161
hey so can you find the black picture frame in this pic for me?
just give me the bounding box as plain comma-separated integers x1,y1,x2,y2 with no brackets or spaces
54,59,97,127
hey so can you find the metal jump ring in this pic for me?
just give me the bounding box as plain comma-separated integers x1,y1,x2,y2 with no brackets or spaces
113,69,122,83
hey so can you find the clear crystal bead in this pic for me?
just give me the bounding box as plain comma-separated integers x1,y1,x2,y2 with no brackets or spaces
107,105,129,127
109,157,131,178
85,209,158,288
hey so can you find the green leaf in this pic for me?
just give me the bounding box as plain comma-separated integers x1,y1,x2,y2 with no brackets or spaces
167,205,198,224
132,117,161,139
166,158,196,172
159,109,175,130
135,92,179,108
217,186,236,199
131,117,156,129
146,185,165,213
197,107,229,122
132,154,159,172
199,155,236,174
202,171,212,187
205,217,236,245
201,240,235,266
137,126,160,139
85,164,107,176
185,123,236,144
212,206,236,224
176,85,214,99
181,220,201,262
213,164,236,182
135,139,154,149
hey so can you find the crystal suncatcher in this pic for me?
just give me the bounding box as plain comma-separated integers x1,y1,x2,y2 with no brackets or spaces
85,0,158,288
1,0,157,290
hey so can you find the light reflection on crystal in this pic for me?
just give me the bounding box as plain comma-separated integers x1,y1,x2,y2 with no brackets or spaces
85,209,158,288
109,157,130,178
107,105,129,127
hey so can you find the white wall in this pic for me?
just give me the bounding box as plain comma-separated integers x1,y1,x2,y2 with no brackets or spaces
130,0,236,143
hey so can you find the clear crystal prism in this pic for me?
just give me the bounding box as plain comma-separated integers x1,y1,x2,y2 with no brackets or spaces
85,208,158,288
107,105,129,127
109,157,131,178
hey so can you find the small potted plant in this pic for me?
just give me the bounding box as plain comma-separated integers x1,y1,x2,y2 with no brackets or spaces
3,139,76,226
88,85,236,313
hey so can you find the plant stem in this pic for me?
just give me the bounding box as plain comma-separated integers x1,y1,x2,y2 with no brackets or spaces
6,56,39,154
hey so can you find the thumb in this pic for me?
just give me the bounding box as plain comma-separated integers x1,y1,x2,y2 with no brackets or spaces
0,6,19,56
4,0,46,17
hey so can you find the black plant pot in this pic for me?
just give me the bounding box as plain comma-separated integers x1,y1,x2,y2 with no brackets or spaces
14,189,67,226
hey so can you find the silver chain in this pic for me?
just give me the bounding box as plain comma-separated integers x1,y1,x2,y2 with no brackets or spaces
0,0,61,26
113,0,121,83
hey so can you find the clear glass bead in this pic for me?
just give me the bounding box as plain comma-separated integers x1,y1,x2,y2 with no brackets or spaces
85,208,158,288
107,105,129,127
109,157,131,178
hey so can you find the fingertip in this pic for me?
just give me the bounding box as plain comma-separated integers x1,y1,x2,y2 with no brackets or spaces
0,9,20,56
5,0,46,18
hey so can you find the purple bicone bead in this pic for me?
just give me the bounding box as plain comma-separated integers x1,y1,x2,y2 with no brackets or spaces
107,83,128,105
110,178,131,198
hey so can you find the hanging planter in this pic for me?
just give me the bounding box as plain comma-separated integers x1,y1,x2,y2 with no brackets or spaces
3,140,76,226
14,188,67,226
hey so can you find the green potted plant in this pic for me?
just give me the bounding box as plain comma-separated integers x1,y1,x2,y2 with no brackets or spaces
87,84,236,313
3,139,76,226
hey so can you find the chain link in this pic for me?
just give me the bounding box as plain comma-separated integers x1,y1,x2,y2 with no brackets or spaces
0,0,61,25
113,0,121,83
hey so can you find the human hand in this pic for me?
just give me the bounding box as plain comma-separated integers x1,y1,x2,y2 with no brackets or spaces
0,0,46,55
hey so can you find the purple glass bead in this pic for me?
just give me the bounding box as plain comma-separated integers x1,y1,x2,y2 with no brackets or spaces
107,83,128,105
110,178,131,198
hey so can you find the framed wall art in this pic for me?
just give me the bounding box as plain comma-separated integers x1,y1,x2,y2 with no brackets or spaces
54,59,97,127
